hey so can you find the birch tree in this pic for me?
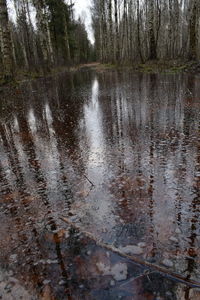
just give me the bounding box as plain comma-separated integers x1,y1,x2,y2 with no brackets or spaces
148,0,157,60
189,0,198,60
0,0,13,79
91,0,200,64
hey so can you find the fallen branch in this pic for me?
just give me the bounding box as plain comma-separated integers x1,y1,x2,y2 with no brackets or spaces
115,271,155,288
83,174,95,187
60,216,200,289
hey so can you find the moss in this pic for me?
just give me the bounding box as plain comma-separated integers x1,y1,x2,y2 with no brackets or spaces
138,64,154,73
101,64,117,69
135,61,191,74
169,65,187,72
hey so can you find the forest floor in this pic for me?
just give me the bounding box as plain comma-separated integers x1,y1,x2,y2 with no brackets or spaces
86,60,200,75
0,60,200,88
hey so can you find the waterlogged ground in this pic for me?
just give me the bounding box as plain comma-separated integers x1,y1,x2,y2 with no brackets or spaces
0,70,200,299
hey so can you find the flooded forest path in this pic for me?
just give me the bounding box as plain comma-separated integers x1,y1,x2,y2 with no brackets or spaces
0,70,200,299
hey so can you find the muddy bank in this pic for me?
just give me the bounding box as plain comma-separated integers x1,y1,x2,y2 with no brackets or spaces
1,60,200,90
89,60,200,75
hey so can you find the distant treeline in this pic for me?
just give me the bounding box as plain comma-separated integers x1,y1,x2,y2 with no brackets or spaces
91,0,200,64
0,0,94,81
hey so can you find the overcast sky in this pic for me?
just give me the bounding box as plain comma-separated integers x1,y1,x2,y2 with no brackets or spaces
73,0,94,43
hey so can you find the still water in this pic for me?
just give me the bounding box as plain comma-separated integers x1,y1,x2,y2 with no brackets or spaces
0,70,200,299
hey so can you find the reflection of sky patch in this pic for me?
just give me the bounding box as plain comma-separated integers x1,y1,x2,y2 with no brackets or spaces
13,116,19,133
28,109,37,133
81,77,117,230
84,78,104,165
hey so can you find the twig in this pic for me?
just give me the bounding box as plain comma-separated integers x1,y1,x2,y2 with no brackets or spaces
60,216,200,289
83,174,95,187
114,271,155,289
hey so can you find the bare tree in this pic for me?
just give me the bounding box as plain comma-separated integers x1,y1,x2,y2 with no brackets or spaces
91,0,200,64
189,0,198,60
148,0,157,60
0,0,13,79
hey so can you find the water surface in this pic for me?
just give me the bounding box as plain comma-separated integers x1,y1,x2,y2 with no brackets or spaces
0,70,200,299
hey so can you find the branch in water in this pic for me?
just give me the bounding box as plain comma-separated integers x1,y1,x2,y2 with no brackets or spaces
83,174,95,187
60,216,200,289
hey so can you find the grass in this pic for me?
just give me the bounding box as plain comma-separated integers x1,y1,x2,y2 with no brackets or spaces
0,60,199,88
96,60,200,74
89,60,194,74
